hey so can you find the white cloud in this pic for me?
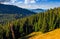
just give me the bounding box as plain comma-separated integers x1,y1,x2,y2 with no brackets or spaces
15,2,60,9
15,4,44,9
24,0,28,4
1,0,60,9
10,0,16,3
0,0,16,4
3,0,23,4
30,0,36,3
1,0,36,4
24,0,36,4
2,2,10,4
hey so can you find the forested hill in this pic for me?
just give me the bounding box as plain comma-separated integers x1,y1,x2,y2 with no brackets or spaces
0,4,35,14
16,7,60,33
0,4,36,23
0,7,60,39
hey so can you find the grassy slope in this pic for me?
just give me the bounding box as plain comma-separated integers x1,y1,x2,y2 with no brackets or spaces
29,28,60,39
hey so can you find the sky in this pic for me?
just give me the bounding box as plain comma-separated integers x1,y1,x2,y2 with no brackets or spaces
0,0,60,9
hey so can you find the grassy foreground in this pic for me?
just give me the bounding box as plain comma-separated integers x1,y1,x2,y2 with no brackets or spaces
29,28,60,39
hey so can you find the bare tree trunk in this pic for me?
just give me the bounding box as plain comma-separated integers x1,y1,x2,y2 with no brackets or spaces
10,24,15,39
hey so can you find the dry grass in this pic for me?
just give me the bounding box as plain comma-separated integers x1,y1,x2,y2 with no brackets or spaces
29,29,60,39
27,32,42,37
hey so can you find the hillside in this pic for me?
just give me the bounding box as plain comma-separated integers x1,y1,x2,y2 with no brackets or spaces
29,29,60,39
0,4,35,24
0,7,60,39
18,7,60,39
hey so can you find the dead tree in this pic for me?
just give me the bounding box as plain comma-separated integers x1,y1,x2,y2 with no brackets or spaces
10,23,15,39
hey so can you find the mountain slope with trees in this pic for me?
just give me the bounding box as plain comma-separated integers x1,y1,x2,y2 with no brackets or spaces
0,4,36,24
0,7,60,39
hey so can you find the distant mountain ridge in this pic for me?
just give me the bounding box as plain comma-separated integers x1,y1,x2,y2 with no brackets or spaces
0,4,35,16
28,9,45,13
0,4,36,23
